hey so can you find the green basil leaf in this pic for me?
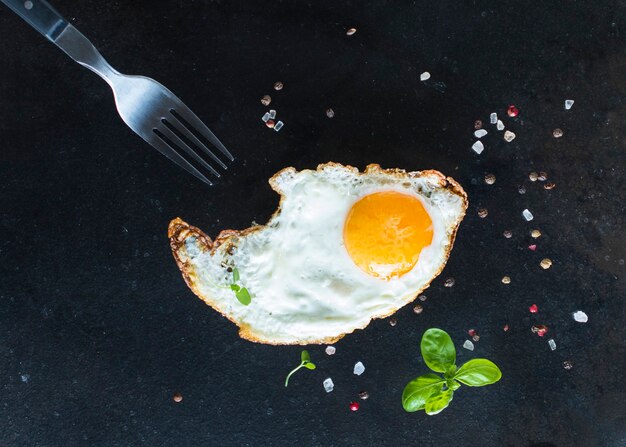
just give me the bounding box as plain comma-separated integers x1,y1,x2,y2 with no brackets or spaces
444,365,457,379
454,359,502,387
301,350,311,363
304,362,316,370
446,378,461,391
401,374,445,412
420,328,456,373
232,268,240,282
425,389,454,415
235,287,251,305
230,284,240,292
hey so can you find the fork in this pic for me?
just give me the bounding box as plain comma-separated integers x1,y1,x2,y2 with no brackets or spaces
2,0,233,185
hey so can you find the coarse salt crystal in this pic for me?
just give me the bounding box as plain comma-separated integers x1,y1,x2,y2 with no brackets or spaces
268,109,276,119
474,129,488,138
548,339,557,351
261,112,270,123
497,120,504,131
325,346,336,355
463,340,474,351
274,121,284,131
504,130,516,142
490,113,497,124
573,311,588,323
353,361,365,376
323,378,334,392
420,71,431,81
472,141,484,154
565,99,574,110
522,209,534,221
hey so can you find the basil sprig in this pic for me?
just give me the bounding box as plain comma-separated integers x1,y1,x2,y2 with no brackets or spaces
284,350,316,387
402,328,501,415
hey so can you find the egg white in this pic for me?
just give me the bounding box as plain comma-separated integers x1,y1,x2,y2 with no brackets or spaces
170,163,468,344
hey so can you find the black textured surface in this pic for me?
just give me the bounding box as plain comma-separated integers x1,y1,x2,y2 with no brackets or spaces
1,1,625,446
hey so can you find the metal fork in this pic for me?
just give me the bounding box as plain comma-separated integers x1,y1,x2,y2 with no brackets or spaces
2,0,233,185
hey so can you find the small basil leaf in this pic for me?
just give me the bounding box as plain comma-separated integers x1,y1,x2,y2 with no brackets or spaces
454,359,502,387
425,389,454,415
235,288,251,305
421,328,456,373
304,362,316,370
446,378,461,391
230,284,240,292
401,374,445,412
444,365,457,379
232,268,240,283
301,350,311,363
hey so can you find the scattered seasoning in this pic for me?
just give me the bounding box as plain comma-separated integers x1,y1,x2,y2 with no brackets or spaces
528,244,537,251
544,182,556,190
268,109,277,120
565,99,574,110
478,208,489,218
522,209,534,221
501,276,511,284
173,392,183,403
349,402,360,411
573,310,588,323
266,119,275,129
326,108,335,118
346,28,357,36
261,112,271,123
472,334,480,342
323,378,334,392
353,361,365,376
389,318,397,327
472,141,485,154
497,120,505,131
531,229,542,238
503,130,516,142
418,295,427,302
261,95,272,106
325,346,336,355
518,185,527,194
474,129,488,138
531,325,548,337
274,121,284,132
552,128,563,138
468,329,477,337
273,81,283,91
474,120,483,129
563,360,574,370
484,173,496,184
503,324,510,332
490,112,498,124
538,171,548,181
540,258,553,269
503,230,513,238
462,340,475,351
444,277,455,288
420,71,431,81
413,304,424,314
529,171,539,182
529,304,538,313
358,391,370,400
548,339,557,351
507,105,519,117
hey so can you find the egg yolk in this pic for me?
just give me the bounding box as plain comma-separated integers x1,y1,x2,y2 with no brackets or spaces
343,191,434,279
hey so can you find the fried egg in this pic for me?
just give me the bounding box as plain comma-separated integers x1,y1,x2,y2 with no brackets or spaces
169,163,468,345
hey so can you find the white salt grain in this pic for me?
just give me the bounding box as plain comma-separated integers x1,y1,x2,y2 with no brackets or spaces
490,113,497,124
548,339,557,351
463,340,474,351
474,129,488,138
325,346,336,355
261,112,270,123
573,311,588,323
353,361,365,376
565,99,574,110
472,141,484,154
268,109,277,119
497,120,504,131
323,378,334,392
522,209,534,221
504,130,516,142
274,121,284,131
420,71,431,81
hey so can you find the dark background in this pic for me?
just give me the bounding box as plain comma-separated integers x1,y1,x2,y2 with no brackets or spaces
1,1,625,446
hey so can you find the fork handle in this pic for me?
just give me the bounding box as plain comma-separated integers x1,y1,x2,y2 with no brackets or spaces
2,0,119,81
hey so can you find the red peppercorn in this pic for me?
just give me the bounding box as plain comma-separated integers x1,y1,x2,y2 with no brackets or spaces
529,304,538,313
528,244,537,251
349,402,360,411
507,105,519,117
503,324,510,332
531,324,549,337
468,329,476,337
